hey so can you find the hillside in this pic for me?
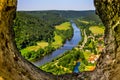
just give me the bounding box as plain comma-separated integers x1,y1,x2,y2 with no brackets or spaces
13,12,66,49
21,10,101,24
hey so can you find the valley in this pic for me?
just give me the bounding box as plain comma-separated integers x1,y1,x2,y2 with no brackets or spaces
40,18,104,75
13,10,104,75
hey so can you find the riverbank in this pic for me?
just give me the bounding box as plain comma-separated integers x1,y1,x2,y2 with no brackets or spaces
74,19,104,72
20,22,73,62
39,22,82,75
33,22,81,66
39,19,104,75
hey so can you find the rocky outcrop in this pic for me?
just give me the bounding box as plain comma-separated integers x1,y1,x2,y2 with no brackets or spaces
91,0,120,80
0,0,119,80
0,0,55,80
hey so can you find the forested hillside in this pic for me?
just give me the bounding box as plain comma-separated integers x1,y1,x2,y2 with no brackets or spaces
13,10,101,50
13,12,66,49
22,10,101,24
13,11,73,61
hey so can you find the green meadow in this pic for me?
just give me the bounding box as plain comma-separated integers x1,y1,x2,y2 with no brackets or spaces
89,26,104,34
20,22,72,61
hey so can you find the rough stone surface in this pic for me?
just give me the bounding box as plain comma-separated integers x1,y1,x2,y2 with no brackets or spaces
0,0,119,80
92,0,120,80
0,0,55,80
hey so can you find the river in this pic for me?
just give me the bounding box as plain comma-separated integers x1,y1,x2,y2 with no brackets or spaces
33,21,82,66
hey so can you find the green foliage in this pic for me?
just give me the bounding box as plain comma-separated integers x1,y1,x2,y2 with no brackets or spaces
14,10,104,75
55,29,73,43
40,11,104,75
13,12,66,49
14,12,73,62
40,50,85,75
89,26,104,34
78,62,86,72
44,46,55,55
22,11,67,26
56,22,73,42
21,46,55,61
51,22,73,48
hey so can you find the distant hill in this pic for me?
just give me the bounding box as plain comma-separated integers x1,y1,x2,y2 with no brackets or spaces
20,10,101,24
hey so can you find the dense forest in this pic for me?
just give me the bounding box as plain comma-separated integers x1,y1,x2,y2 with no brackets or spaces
13,11,66,49
22,10,101,23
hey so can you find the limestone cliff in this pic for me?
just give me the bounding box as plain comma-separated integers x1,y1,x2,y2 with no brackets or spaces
0,0,119,80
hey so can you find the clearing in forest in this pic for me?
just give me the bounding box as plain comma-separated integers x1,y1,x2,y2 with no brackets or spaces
55,22,71,30
89,26,104,34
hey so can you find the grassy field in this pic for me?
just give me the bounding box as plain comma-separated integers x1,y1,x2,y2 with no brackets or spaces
21,22,71,54
83,51,91,60
55,22,71,30
89,26,104,34
20,41,48,54
21,31,63,54
20,49,30,55
53,22,72,48
77,19,89,24
52,32,63,48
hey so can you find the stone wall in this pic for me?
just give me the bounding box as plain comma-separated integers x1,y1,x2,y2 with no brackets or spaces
0,0,119,80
